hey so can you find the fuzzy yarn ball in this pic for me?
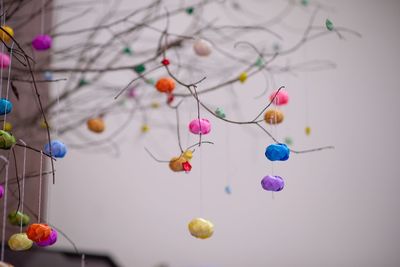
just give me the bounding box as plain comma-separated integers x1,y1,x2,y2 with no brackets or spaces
189,118,211,135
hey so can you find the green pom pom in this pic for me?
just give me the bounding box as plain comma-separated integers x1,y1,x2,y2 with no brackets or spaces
134,64,146,74
301,0,309,6
185,7,194,14
255,57,264,68
325,19,334,31
0,130,16,149
8,211,30,227
146,78,155,85
215,108,226,119
122,47,133,55
78,79,89,87
284,137,293,146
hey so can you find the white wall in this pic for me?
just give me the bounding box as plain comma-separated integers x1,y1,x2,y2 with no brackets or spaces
48,1,400,266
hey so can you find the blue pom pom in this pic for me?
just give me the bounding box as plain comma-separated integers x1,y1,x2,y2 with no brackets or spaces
44,140,67,158
265,143,290,161
0,98,13,115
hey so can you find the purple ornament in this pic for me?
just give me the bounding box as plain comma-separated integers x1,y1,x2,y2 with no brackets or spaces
127,87,136,98
32,35,52,51
0,185,4,198
36,229,57,247
261,175,284,192
189,118,211,135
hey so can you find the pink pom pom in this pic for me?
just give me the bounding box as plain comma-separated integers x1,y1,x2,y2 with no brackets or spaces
0,53,10,69
269,89,289,106
32,34,52,51
127,87,136,98
189,118,211,135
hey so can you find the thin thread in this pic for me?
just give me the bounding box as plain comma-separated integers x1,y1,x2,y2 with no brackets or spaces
199,145,203,216
41,0,45,34
81,254,86,267
38,151,43,223
55,83,60,138
0,155,9,262
3,42,14,130
0,0,4,98
20,140,27,233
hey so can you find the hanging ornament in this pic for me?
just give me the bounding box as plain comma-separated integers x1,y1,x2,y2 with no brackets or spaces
269,89,289,105
141,124,149,133
193,39,212,56
151,102,160,109
284,137,293,146
127,87,136,98
44,140,67,158
182,150,193,160
224,185,232,195
4,122,12,132
169,156,187,172
167,93,174,105
8,211,30,226
215,108,226,119
43,71,53,81
122,47,132,55
261,175,285,192
32,34,52,51
87,118,105,133
36,228,57,247
238,72,247,83
305,126,311,136
8,233,33,251
182,161,192,173
255,57,264,68
0,185,4,198
188,218,214,239
0,53,10,69
264,109,284,124
161,58,170,66
0,25,14,43
78,78,89,87
185,7,194,15
0,98,12,115
133,64,146,74
326,19,334,31
0,130,16,149
189,118,211,135
265,143,290,161
26,223,52,242
155,77,175,93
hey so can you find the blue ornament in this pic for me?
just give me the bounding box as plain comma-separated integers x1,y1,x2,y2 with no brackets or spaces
224,185,232,194
265,143,290,161
0,98,12,115
43,71,53,81
44,140,67,158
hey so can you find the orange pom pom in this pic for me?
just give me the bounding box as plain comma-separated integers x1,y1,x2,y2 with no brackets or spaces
264,109,284,124
169,156,187,172
87,118,105,133
155,77,175,93
26,223,51,242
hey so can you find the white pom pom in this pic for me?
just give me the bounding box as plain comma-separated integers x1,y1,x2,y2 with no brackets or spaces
193,39,212,56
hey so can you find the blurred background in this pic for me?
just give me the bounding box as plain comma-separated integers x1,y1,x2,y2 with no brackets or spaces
38,0,400,266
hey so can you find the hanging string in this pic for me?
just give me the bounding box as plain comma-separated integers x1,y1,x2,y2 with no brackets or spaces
0,155,9,262
199,145,203,216
19,139,27,233
3,42,14,130
41,0,45,34
38,151,43,223
81,254,86,267
0,0,5,99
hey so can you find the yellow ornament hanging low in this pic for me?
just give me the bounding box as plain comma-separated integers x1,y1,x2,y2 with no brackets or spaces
0,25,14,43
3,122,12,132
305,126,311,136
238,72,248,83
8,233,33,251
188,218,214,239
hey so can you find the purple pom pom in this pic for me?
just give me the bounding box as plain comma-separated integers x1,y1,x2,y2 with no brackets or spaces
32,35,52,51
261,175,284,192
36,229,57,247
0,185,4,198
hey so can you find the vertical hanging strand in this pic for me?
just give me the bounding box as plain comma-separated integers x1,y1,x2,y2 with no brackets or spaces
0,0,5,98
199,145,203,216
81,254,86,267
0,155,9,262
3,42,14,129
41,0,45,34
38,151,43,223
19,139,27,233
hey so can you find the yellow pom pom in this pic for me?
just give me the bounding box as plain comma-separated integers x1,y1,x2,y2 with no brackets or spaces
188,218,214,239
87,118,105,133
151,102,160,109
305,126,311,136
0,26,14,43
182,150,193,160
238,72,248,83
8,233,32,251
39,119,50,129
4,122,12,132
141,124,149,133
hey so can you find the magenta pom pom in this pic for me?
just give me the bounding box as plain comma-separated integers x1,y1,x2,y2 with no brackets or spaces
32,35,52,51
36,229,57,247
0,53,10,69
269,89,289,106
127,87,136,98
0,185,4,198
189,118,211,135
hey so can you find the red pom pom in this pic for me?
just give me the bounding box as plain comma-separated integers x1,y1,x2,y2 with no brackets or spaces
182,161,192,173
161,58,170,66
167,94,174,105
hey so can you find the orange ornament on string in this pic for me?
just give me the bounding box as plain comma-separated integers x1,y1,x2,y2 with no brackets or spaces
87,118,105,133
264,109,284,124
169,156,187,172
26,223,51,242
155,77,175,93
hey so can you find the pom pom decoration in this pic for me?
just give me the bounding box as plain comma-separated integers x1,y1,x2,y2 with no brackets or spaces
182,161,192,173
188,218,214,239
161,58,170,66
0,185,4,199
44,140,67,158
265,143,290,161
305,126,311,136
3,122,12,132
169,156,187,172
8,233,33,251
26,223,52,242
182,150,193,160
36,229,57,247
238,72,247,83
32,34,52,51
127,87,136,98
189,118,211,135
225,185,232,195
87,118,105,133
155,77,175,93
141,124,150,133
261,175,285,192
8,211,30,226
0,130,16,149
133,64,146,74
269,89,289,106
0,25,14,43
284,137,293,146
264,109,284,124
0,53,10,69
0,262,13,267
326,19,334,31
0,98,12,115
215,108,226,119
193,39,212,56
